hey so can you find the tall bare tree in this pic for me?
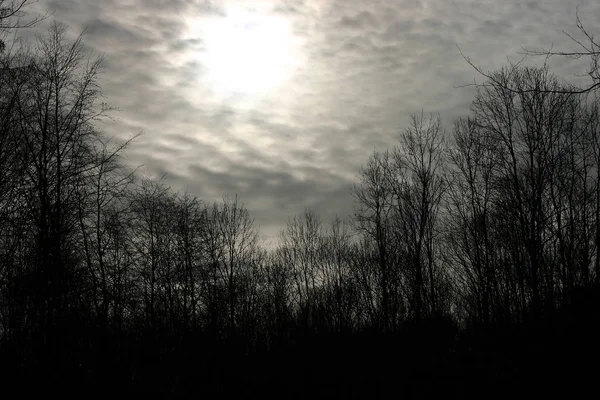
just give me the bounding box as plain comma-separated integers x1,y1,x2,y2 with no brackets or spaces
278,209,324,331
352,150,398,330
392,113,448,320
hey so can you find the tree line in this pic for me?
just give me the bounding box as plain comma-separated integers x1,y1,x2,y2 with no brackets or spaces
1,7,600,399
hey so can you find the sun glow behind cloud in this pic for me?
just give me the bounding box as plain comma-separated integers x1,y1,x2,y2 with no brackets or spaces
187,4,302,97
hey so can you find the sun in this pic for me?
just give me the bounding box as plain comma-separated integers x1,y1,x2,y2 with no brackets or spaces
188,5,301,96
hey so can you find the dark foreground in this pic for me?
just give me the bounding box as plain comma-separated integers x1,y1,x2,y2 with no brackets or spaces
2,292,598,400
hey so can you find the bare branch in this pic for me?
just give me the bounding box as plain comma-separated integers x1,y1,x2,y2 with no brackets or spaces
517,6,600,94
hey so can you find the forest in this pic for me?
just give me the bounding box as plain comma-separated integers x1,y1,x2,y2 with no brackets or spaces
1,1,600,398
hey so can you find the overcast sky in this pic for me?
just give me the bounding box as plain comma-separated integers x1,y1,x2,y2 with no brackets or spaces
23,0,600,243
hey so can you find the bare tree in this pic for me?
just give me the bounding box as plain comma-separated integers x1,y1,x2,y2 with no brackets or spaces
446,117,500,325
466,65,594,319
203,195,260,338
129,178,177,333
261,251,294,345
170,193,204,332
352,150,398,330
1,23,111,355
0,1,43,52
320,217,356,332
76,135,137,334
587,97,600,285
278,209,324,331
392,112,448,320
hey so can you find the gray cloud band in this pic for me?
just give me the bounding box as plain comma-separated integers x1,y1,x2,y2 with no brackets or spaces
25,0,600,242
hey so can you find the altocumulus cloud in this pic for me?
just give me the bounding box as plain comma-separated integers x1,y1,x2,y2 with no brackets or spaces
25,0,600,242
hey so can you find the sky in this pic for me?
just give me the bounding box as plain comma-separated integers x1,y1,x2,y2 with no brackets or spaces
21,0,600,244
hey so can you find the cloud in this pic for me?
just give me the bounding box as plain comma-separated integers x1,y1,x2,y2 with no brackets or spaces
23,0,600,243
